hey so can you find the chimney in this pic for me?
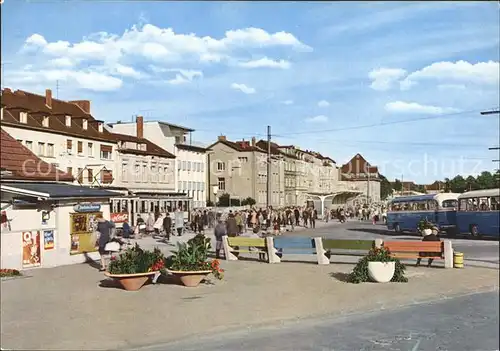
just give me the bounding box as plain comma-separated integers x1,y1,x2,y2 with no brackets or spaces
136,115,144,139
45,89,52,108
218,135,226,141
70,100,91,114
251,137,256,147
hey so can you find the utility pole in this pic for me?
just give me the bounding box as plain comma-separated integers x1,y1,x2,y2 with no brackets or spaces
267,125,271,208
56,80,60,99
483,109,500,163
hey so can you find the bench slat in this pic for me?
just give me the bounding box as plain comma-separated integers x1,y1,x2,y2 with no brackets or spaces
384,241,443,253
323,239,374,250
274,237,315,249
227,237,266,247
391,254,443,259
231,249,266,254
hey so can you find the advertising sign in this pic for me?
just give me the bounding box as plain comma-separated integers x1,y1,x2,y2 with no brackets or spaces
43,230,55,250
22,231,41,268
73,203,101,213
110,212,128,223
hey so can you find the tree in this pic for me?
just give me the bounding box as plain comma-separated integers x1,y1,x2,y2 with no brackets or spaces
476,171,495,189
217,193,230,207
393,179,402,191
206,200,214,207
241,197,256,206
465,175,477,191
449,175,467,193
230,198,241,206
379,175,393,200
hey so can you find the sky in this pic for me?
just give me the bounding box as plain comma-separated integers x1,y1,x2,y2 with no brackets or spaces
2,1,500,183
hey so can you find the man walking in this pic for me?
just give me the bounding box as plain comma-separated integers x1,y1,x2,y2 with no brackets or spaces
214,219,227,259
174,207,184,237
162,212,172,241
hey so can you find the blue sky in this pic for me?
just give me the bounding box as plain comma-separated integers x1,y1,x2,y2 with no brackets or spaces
2,1,499,183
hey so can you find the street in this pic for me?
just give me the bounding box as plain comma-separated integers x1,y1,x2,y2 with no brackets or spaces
136,290,499,351
286,221,500,268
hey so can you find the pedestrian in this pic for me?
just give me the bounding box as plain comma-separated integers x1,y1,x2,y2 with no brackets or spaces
311,209,317,229
174,207,184,237
214,219,227,259
145,213,155,236
162,212,172,241
416,230,441,267
97,217,115,271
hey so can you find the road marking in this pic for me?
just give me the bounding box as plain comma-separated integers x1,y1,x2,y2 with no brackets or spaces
410,339,422,351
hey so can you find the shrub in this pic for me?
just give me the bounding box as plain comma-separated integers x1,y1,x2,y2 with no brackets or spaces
347,247,408,284
0,269,22,278
108,244,165,275
166,234,223,279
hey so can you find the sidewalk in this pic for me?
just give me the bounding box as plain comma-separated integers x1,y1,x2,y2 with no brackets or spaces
1,257,498,350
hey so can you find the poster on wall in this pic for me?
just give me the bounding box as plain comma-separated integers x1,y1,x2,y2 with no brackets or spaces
22,231,41,268
70,212,102,255
43,230,54,250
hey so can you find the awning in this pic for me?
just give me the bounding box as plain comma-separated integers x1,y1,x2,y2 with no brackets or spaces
1,182,122,200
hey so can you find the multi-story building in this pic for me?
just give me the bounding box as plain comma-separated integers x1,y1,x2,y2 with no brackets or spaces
1,88,185,225
340,153,381,203
208,137,378,211
109,120,209,208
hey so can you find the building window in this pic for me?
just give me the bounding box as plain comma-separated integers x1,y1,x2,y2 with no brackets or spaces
164,167,168,182
183,181,187,190
217,162,225,172
46,143,54,157
67,167,73,176
142,165,147,182
37,142,45,156
20,112,28,124
101,170,113,184
188,181,192,191
66,139,73,154
87,169,93,182
100,145,112,159
65,115,71,127
77,168,83,183
82,119,88,130
77,141,83,154
88,143,93,157
182,161,186,171
26,141,34,150
134,164,140,181
187,161,191,171
177,161,181,170
178,181,182,190
42,116,49,127
151,166,157,182
122,163,128,182
218,177,225,191
201,163,204,172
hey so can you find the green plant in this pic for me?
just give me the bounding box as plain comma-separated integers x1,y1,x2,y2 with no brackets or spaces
417,218,438,232
166,234,224,279
347,247,408,284
108,244,165,275
0,269,22,278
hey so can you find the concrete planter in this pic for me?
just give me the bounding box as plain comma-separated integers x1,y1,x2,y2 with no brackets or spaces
368,261,395,283
167,270,212,287
104,271,158,291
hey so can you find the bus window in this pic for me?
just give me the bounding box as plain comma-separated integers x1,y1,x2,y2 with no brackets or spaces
441,200,457,209
479,197,489,211
141,201,146,213
122,200,128,212
491,196,500,211
428,200,438,210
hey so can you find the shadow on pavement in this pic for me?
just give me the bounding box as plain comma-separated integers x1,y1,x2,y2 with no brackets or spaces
329,272,351,282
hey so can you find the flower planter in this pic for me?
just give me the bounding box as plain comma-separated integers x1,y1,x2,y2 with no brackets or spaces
104,271,158,291
167,269,212,287
367,261,395,283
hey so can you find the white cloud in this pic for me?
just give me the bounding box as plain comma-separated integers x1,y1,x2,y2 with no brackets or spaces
317,100,330,107
22,24,310,66
305,115,329,123
437,84,467,91
114,64,143,79
7,68,122,92
167,74,190,85
281,100,294,105
238,57,291,69
385,101,461,115
231,83,256,94
400,60,499,90
48,57,74,68
150,67,203,85
368,67,407,91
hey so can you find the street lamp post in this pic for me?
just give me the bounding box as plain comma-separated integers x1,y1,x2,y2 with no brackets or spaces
213,185,219,221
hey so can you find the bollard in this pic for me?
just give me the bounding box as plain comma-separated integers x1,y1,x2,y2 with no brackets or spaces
453,251,464,268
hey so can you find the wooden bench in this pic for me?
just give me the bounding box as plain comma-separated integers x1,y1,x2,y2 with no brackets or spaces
320,239,379,264
222,236,270,262
383,240,453,268
270,237,321,264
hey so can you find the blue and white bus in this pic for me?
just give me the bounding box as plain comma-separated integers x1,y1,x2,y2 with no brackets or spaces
387,193,460,235
456,189,500,238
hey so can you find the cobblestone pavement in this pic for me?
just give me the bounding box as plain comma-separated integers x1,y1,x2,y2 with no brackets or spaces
1,251,498,350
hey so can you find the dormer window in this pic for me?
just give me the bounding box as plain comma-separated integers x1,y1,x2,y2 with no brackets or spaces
98,122,103,133
0,108,3,120
42,116,49,127
65,115,71,127
137,143,146,151
20,112,28,124
82,119,88,130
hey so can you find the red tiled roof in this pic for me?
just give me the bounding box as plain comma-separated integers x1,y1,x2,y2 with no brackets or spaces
208,138,266,153
1,88,175,159
341,153,379,174
1,128,74,181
